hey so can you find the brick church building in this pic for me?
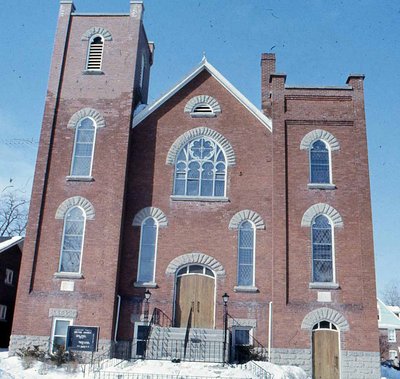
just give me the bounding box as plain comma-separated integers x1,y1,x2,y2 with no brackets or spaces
11,1,380,378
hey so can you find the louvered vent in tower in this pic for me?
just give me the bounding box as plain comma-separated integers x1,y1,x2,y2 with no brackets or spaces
86,36,104,70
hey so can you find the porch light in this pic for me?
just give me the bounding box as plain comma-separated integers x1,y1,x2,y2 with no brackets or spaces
144,289,152,302
222,292,229,305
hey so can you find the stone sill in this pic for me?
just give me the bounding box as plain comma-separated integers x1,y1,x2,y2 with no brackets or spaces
134,281,158,288
307,183,336,190
171,195,229,203
54,272,84,280
66,176,94,182
190,112,217,118
309,282,339,290
82,70,104,75
234,286,259,293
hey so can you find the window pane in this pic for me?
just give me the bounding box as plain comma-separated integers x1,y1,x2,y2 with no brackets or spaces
310,140,330,183
138,218,157,282
312,215,333,282
55,320,70,336
238,222,254,286
189,265,203,273
235,329,250,345
71,118,95,176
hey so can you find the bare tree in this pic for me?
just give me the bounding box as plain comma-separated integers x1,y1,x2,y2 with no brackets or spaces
379,333,389,360
381,281,400,307
0,189,29,236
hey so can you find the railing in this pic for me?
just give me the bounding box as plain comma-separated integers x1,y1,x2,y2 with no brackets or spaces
145,338,224,363
97,372,250,379
227,313,269,363
150,307,173,328
240,360,274,379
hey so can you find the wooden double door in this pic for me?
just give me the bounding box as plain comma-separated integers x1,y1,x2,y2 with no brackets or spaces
312,329,340,379
175,274,215,328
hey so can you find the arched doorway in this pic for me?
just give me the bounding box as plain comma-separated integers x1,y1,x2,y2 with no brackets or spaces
174,264,215,328
312,321,340,379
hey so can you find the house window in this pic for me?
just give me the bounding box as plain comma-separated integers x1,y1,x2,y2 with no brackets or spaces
5,269,13,285
173,137,226,198
51,318,72,353
137,217,158,284
59,207,86,273
0,305,7,321
237,221,255,287
310,140,331,184
86,35,104,71
312,215,334,283
388,329,397,343
233,327,252,346
70,117,96,177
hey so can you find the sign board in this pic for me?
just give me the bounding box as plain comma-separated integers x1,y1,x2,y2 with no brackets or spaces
66,326,99,352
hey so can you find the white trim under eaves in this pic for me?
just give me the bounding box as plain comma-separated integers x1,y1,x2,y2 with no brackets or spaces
0,236,24,254
133,57,272,131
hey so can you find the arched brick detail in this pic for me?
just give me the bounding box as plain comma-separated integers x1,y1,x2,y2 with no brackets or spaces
67,108,106,129
166,127,235,166
132,207,168,228
166,252,225,278
184,95,221,114
55,196,95,220
81,27,112,41
300,129,340,151
301,307,349,331
229,210,266,230
301,203,343,228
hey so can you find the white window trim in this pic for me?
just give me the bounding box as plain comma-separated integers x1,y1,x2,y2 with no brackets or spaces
85,34,104,72
58,206,87,275
135,217,159,285
139,53,146,89
388,328,397,343
5,269,14,285
0,305,7,321
51,318,73,353
308,139,334,187
311,215,336,285
237,220,256,288
172,137,228,199
70,116,98,178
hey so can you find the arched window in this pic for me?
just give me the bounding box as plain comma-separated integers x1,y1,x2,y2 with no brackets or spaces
174,137,226,197
86,35,104,71
70,117,96,177
310,140,330,184
237,221,255,286
137,217,158,283
59,207,85,273
312,215,334,283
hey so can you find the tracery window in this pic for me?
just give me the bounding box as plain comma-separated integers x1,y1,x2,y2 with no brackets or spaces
59,207,85,273
70,117,96,177
237,221,255,286
173,137,226,197
137,217,158,283
312,215,334,282
310,140,330,184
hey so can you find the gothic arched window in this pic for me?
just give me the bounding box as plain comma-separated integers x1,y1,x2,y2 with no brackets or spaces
59,207,86,273
173,137,226,197
312,215,334,283
310,140,331,184
86,35,104,71
137,217,158,283
70,117,96,177
237,221,255,286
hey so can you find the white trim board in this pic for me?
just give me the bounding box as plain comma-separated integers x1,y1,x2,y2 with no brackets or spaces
132,57,272,131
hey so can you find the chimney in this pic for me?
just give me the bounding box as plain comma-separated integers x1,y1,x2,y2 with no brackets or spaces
261,53,276,117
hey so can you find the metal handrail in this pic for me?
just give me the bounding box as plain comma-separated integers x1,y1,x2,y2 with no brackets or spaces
241,360,274,379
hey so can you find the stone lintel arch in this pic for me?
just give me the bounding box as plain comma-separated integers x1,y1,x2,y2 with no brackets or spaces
229,210,266,230
166,252,225,278
132,207,168,228
301,307,349,331
55,196,95,220
184,95,221,114
300,129,340,151
166,127,235,166
67,108,106,129
81,27,112,41
301,203,343,228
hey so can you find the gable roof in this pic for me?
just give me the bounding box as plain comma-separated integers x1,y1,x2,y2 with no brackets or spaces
133,57,272,131
378,298,400,329
0,236,24,254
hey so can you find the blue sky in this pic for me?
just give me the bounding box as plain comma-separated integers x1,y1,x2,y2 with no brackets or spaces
0,0,399,294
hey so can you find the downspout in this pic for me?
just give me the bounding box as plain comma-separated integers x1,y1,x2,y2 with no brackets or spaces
268,301,273,362
114,295,121,343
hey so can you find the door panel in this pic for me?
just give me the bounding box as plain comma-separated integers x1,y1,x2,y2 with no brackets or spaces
175,274,215,328
312,330,339,379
